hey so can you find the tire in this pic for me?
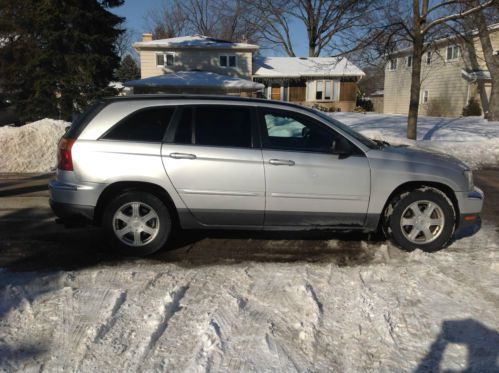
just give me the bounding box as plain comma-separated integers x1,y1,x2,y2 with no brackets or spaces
385,188,455,252
103,191,172,256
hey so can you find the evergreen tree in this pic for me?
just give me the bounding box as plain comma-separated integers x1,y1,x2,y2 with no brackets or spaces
115,54,140,82
0,0,124,122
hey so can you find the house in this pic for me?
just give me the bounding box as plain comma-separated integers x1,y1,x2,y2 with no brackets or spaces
253,57,365,112
129,34,365,111
129,34,264,96
384,23,499,117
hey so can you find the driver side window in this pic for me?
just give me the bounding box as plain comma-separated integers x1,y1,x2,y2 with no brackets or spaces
261,109,339,153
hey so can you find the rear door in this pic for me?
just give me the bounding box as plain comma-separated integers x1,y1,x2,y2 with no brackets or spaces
258,108,371,227
161,105,265,227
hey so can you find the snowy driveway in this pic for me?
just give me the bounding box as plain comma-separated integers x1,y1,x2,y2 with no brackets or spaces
0,172,498,372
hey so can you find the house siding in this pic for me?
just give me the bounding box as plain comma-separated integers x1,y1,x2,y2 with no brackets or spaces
383,29,499,117
138,49,253,79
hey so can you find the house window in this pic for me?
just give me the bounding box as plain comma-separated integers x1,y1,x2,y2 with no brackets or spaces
156,53,165,67
446,45,460,61
325,81,332,100
316,80,323,100
388,59,397,71
406,56,413,67
220,55,236,67
156,53,174,67
166,53,174,66
426,51,432,65
422,90,429,104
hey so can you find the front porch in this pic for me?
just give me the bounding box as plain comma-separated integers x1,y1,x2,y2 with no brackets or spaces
253,77,359,112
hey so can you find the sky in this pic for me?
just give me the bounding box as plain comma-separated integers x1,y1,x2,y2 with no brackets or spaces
110,0,309,57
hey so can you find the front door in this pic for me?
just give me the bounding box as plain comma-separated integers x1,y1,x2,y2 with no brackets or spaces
271,85,281,100
258,108,371,227
162,105,265,227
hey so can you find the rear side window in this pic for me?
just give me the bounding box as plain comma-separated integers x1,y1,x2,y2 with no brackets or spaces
66,101,106,139
194,106,252,148
104,107,175,142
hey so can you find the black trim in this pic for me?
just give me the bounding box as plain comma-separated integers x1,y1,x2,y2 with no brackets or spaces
50,200,94,222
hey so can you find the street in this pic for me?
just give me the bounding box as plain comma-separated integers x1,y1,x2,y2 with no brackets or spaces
0,171,498,371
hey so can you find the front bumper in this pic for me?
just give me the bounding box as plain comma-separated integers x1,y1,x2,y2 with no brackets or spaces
454,187,483,237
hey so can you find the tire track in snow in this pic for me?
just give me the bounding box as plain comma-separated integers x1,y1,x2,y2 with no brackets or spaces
93,291,127,343
140,284,190,362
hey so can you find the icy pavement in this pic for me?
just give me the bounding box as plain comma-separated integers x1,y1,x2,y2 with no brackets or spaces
0,226,498,372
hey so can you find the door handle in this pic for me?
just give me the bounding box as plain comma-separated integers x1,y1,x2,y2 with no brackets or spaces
169,152,197,160
269,159,295,166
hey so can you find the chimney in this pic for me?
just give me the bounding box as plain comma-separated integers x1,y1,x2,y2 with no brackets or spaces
142,33,153,42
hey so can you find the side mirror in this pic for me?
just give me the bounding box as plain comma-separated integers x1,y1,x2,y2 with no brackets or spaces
301,126,310,138
331,138,353,159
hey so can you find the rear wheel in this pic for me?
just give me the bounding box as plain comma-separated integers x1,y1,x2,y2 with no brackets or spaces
103,191,172,256
385,189,455,252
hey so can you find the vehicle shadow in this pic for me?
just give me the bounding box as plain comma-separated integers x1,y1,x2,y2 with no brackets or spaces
415,319,499,373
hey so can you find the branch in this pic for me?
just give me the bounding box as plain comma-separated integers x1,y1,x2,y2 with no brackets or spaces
423,0,495,33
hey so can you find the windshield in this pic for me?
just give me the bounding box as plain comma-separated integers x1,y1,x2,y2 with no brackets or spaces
311,110,379,150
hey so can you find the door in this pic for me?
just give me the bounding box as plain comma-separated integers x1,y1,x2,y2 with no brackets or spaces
258,108,371,227
271,85,281,100
161,105,265,227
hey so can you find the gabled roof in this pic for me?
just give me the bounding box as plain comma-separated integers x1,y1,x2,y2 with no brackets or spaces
133,35,259,50
124,71,264,92
252,57,365,78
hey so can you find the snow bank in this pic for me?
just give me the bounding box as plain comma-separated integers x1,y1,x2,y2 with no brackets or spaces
0,119,69,173
330,112,499,170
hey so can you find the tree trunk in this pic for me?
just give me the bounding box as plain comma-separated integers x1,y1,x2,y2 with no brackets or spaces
407,32,424,140
473,5,499,120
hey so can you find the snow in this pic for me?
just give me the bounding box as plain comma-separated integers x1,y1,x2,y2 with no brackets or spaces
0,222,497,371
0,119,69,173
330,112,499,170
133,35,259,50
253,56,365,78
125,71,265,91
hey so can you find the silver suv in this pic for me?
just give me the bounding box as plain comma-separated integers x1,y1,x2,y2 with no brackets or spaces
49,95,483,255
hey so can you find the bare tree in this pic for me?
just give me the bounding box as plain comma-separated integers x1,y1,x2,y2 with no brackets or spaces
379,0,495,139
468,1,499,120
246,0,376,57
145,0,263,43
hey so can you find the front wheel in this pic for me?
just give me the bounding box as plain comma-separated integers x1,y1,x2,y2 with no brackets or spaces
386,189,455,252
103,191,172,256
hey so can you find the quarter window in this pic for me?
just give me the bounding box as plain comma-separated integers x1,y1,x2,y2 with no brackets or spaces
104,107,175,142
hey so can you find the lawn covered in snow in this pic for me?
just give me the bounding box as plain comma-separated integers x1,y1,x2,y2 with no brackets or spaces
0,113,498,173
330,112,499,170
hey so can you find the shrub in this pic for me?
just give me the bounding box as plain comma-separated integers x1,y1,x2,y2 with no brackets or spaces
356,98,374,112
462,98,482,116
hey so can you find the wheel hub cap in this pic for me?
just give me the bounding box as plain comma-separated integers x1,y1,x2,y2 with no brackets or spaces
400,200,445,244
112,202,160,247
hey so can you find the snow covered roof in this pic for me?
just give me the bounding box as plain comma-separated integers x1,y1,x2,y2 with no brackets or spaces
124,71,264,92
133,35,259,50
252,57,365,78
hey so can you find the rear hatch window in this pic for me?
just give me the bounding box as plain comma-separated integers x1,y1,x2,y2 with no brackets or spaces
65,101,106,139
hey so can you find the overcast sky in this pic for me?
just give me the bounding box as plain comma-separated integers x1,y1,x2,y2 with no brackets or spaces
110,0,309,57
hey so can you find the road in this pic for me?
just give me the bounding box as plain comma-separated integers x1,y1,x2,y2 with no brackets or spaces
0,171,498,372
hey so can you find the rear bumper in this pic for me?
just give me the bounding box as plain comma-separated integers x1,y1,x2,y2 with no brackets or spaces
49,199,94,221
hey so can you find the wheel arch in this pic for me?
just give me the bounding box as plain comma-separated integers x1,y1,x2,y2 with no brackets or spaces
379,181,460,230
93,181,180,227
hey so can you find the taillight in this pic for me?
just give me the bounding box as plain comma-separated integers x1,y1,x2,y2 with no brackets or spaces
57,137,76,171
